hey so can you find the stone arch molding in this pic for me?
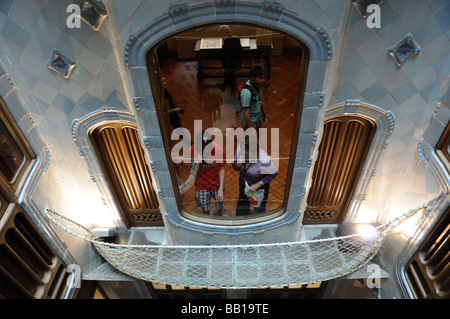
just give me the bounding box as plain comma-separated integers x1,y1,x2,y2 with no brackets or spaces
124,1,333,235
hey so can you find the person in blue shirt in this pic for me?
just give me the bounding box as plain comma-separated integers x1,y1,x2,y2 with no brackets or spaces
240,65,266,129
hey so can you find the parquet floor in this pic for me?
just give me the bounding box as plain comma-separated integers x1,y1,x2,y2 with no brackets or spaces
161,53,304,218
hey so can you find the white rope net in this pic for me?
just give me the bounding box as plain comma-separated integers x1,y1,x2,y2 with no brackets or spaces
44,205,426,289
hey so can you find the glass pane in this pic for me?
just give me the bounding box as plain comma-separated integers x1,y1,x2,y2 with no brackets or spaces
156,24,307,224
0,119,25,183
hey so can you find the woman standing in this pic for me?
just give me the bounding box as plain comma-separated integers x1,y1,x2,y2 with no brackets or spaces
232,136,277,216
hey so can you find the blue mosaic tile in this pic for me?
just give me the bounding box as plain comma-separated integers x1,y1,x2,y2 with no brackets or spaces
391,80,418,104
2,18,30,49
0,0,13,15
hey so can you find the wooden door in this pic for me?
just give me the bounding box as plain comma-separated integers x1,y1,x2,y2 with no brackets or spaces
303,115,376,224
90,123,162,228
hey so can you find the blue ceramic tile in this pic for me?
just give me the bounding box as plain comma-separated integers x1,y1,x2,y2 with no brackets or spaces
34,16,62,47
377,19,409,48
399,0,434,32
78,92,103,112
0,0,13,15
361,80,388,103
392,80,418,104
70,64,94,87
413,16,444,47
421,80,444,103
9,1,38,33
436,5,450,30
410,65,438,91
427,0,449,15
432,52,450,77
2,18,30,49
52,93,75,115
334,81,361,101
41,1,67,30
86,32,113,60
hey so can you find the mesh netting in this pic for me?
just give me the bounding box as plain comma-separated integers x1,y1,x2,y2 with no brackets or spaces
45,205,426,288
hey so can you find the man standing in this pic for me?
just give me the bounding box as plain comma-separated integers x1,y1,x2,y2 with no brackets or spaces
240,64,266,130
216,25,243,93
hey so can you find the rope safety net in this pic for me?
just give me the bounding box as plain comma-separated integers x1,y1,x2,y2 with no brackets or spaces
44,205,426,289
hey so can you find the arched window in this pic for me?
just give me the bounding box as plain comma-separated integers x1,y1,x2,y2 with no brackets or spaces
146,24,309,225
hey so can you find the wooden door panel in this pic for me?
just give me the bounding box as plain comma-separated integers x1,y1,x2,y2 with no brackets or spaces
304,115,376,224
90,123,162,228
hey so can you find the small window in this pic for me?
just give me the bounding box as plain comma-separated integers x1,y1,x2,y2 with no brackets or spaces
404,205,449,299
0,204,69,299
435,121,450,174
0,97,34,199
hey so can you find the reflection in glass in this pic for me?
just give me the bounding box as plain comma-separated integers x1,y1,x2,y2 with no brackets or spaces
156,24,307,222
0,120,25,183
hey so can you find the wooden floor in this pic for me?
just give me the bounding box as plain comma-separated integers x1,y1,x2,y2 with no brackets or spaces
161,53,304,217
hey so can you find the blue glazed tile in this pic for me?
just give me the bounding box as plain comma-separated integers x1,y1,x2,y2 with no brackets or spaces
2,19,30,49
423,34,450,63
421,80,444,103
70,64,94,87
52,93,75,115
9,1,38,33
78,92,103,112
436,5,450,30
399,0,433,32
0,0,13,15
34,16,62,47
413,16,444,47
86,32,113,60
41,1,67,30
361,80,388,103
410,65,438,91
334,81,361,102
432,52,450,77
377,19,409,48
391,80,418,104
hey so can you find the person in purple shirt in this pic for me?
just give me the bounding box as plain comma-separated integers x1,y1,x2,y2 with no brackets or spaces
232,136,277,216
